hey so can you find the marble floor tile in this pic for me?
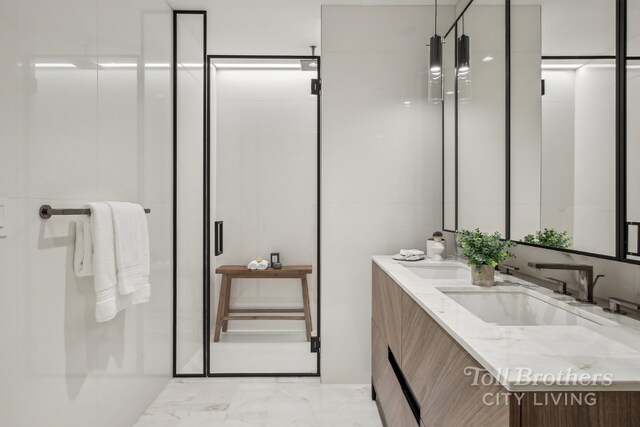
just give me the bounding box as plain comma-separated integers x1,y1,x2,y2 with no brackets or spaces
134,380,382,427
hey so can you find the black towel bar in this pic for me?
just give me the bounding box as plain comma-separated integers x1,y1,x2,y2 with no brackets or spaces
39,204,151,219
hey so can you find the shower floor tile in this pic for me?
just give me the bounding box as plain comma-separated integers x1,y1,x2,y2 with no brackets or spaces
181,331,318,375
210,331,317,374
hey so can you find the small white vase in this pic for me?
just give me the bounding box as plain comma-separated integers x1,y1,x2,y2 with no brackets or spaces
431,241,445,261
471,265,495,287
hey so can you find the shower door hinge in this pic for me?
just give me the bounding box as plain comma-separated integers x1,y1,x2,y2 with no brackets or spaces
310,336,320,353
311,78,321,95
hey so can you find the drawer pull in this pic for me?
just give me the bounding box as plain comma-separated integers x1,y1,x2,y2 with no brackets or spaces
388,347,420,424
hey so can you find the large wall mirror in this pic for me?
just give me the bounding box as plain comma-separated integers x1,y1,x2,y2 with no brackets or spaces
444,0,640,262
443,0,506,236
511,0,617,256
627,0,640,261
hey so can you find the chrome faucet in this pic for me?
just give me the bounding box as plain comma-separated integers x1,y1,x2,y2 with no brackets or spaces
604,297,640,315
527,262,604,304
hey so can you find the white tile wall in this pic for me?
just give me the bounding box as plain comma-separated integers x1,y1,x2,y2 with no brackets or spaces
0,0,173,426
321,5,453,384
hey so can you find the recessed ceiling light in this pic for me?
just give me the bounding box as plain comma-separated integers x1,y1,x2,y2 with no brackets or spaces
180,63,204,68
482,56,494,62
34,63,77,68
214,63,300,69
99,63,137,68
541,63,583,70
583,64,615,68
446,91,455,95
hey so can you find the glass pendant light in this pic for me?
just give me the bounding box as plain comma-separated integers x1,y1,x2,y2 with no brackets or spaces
428,0,442,104
457,16,472,102
428,0,443,104
457,16,470,74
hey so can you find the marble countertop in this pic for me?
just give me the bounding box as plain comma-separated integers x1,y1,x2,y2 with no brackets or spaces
373,255,640,392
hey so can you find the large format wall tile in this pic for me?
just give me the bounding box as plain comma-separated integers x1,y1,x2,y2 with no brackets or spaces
320,5,452,384
0,0,173,425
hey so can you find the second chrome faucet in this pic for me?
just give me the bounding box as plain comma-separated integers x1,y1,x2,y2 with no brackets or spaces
527,262,604,304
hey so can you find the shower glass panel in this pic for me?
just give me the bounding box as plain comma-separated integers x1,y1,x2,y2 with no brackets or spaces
209,57,319,375
175,13,206,375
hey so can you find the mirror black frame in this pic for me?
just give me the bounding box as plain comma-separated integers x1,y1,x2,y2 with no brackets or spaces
442,0,640,264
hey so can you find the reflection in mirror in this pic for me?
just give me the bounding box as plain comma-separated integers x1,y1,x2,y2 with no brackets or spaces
510,4,541,242
457,0,506,236
627,0,640,260
443,30,456,231
631,0,640,56
510,0,616,256
540,59,616,254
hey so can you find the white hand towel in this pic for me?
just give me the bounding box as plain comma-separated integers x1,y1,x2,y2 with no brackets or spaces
400,249,424,257
256,260,269,270
89,202,122,322
74,218,93,277
89,202,149,323
107,202,150,296
248,260,260,270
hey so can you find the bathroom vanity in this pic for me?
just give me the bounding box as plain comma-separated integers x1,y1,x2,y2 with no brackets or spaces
371,256,640,427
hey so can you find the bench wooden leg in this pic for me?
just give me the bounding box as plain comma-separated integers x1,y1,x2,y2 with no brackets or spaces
214,275,229,342
301,276,312,342
222,277,232,332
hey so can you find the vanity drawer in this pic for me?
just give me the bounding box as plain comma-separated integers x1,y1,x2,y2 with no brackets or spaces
400,292,511,427
372,320,419,426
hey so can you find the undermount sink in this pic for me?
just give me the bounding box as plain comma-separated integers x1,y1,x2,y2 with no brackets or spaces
404,264,471,280
439,288,612,326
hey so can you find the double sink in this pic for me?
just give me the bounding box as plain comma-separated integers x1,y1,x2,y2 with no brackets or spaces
402,263,616,327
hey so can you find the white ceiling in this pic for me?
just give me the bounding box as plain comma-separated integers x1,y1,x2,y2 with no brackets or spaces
167,0,634,56
167,0,460,8
169,0,461,55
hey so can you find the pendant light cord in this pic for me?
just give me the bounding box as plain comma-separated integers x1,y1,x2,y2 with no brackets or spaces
434,0,438,35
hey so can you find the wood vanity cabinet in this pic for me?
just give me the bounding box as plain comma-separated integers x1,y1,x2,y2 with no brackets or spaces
372,262,640,427
372,263,403,360
400,292,512,426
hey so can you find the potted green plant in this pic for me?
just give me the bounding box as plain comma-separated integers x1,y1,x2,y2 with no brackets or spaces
457,229,516,286
522,228,571,249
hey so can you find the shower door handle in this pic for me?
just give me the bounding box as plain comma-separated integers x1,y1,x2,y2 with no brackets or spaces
214,221,223,256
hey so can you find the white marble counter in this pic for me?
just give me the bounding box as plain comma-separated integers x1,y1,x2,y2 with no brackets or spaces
373,255,640,392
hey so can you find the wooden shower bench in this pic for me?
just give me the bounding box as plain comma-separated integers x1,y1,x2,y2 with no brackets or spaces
213,265,313,342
